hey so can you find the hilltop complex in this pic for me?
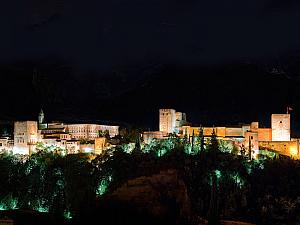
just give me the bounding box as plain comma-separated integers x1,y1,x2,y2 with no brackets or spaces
0,108,299,159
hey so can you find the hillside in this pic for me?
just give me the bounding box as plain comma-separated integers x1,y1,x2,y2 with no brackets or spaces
1,61,300,133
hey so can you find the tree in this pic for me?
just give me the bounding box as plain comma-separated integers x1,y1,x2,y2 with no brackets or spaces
183,128,189,145
247,137,255,160
63,154,96,220
132,133,142,155
240,144,246,157
99,130,110,139
191,130,195,154
198,126,205,153
219,140,233,153
207,129,220,225
208,173,220,225
208,129,219,156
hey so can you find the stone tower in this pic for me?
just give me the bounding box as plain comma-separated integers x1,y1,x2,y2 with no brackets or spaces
38,109,48,130
38,109,45,124
159,109,176,134
271,114,290,141
13,121,38,155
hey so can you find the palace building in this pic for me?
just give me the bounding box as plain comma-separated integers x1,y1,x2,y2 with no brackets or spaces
11,110,119,155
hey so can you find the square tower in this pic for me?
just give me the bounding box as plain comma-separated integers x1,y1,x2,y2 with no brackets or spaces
159,109,176,134
175,112,187,133
95,137,106,155
271,114,290,141
175,112,187,127
13,121,38,155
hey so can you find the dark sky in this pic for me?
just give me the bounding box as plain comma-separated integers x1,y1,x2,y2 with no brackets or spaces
1,0,300,70
1,0,300,132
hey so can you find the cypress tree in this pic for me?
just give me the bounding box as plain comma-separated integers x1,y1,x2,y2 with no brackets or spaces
207,129,220,225
248,136,251,160
183,128,189,145
132,133,142,155
191,130,195,154
198,126,205,153
209,128,219,154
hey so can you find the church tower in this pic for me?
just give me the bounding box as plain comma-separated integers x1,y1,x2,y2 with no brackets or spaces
38,109,47,129
38,109,45,124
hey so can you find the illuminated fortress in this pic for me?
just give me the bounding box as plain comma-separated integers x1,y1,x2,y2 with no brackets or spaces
147,109,299,159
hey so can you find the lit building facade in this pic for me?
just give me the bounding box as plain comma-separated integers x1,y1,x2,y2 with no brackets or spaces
95,137,106,155
13,121,38,155
175,112,187,128
143,131,168,144
271,114,290,141
66,124,119,140
159,109,176,134
67,124,101,140
159,109,186,134
0,137,13,153
41,138,80,154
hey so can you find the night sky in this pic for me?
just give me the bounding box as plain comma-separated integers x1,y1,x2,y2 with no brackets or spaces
1,0,300,132
2,0,300,67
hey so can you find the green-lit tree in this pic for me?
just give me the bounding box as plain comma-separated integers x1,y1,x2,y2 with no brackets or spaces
0,153,19,210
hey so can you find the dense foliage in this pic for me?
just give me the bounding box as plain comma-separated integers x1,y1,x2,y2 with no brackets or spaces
0,137,300,225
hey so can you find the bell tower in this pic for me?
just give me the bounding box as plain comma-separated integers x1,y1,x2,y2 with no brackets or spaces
38,109,47,130
38,109,45,124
